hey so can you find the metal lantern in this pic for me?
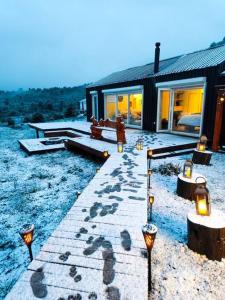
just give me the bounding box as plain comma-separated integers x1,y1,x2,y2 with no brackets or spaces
147,149,153,159
136,139,142,151
139,137,144,150
142,223,158,293
183,160,193,179
197,135,207,152
117,142,123,153
76,191,81,198
96,167,100,173
148,195,155,205
194,184,211,216
148,195,154,222
142,223,157,252
20,224,34,261
103,151,109,158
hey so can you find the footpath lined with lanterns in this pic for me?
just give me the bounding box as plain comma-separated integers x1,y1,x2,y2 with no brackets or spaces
6,143,151,300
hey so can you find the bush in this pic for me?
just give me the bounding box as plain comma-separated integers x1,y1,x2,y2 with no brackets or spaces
23,116,31,123
153,162,181,176
31,113,44,123
7,117,15,127
64,104,75,117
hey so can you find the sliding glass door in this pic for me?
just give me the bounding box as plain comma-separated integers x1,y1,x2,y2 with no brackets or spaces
105,91,143,128
157,86,205,136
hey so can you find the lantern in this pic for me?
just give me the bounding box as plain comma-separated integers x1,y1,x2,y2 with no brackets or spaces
117,142,123,153
147,169,153,176
142,223,157,293
142,223,157,252
76,191,81,198
148,195,155,205
183,160,193,179
194,184,211,216
147,149,153,158
103,151,109,158
20,224,34,261
219,95,225,103
197,135,207,152
136,139,142,151
96,167,100,173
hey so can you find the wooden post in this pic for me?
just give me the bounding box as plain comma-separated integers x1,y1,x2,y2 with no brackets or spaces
36,129,39,138
187,209,225,261
212,93,224,152
176,173,206,201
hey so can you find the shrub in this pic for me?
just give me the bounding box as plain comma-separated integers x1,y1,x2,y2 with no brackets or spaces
7,117,15,127
153,162,181,176
31,113,44,123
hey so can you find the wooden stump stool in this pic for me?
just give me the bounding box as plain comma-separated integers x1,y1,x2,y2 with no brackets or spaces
176,173,206,200
187,209,225,261
192,149,212,165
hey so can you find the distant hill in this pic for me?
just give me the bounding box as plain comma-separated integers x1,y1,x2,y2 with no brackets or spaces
210,37,225,48
0,84,88,124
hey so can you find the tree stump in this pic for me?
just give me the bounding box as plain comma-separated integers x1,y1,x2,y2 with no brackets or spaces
192,150,212,165
176,173,206,200
187,209,225,261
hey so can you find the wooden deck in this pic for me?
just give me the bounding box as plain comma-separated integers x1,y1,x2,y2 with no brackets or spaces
6,150,148,300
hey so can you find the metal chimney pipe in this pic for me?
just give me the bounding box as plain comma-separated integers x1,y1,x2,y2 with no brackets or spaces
154,42,161,74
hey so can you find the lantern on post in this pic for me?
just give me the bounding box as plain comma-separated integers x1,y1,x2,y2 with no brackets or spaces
147,149,153,169
142,223,157,293
103,151,109,158
194,180,211,216
117,142,123,153
147,168,153,189
76,191,81,198
197,135,207,152
20,224,34,261
183,160,193,179
148,195,155,222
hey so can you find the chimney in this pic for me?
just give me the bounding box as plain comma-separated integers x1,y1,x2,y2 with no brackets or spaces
154,42,161,74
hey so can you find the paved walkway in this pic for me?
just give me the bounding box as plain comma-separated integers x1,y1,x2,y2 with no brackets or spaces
6,148,148,300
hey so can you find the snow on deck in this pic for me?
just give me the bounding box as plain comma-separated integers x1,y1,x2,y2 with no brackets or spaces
6,148,148,300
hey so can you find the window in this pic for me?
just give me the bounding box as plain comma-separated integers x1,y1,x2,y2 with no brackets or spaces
104,86,143,128
157,79,205,136
91,92,98,119
106,95,116,120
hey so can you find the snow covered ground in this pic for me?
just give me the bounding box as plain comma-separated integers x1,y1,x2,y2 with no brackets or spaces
1,120,225,300
0,124,101,299
150,153,225,300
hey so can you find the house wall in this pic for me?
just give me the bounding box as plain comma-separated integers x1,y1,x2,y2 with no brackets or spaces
86,66,224,143
86,78,156,131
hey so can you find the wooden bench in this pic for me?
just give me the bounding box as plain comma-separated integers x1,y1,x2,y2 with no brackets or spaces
90,115,126,143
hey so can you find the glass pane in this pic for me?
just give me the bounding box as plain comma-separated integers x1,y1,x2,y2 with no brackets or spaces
172,88,203,134
129,93,142,126
106,95,116,120
118,94,128,123
159,90,170,130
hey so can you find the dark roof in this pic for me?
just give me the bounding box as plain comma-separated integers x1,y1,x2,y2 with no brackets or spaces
156,45,225,76
88,56,180,88
88,45,225,88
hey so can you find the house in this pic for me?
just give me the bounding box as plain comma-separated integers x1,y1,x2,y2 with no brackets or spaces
86,43,225,150
79,98,87,114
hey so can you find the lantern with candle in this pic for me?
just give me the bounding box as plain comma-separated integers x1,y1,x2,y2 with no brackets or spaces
197,135,207,152
194,184,211,216
183,160,193,179
117,142,123,153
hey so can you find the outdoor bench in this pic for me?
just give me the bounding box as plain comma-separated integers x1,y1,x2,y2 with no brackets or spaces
90,115,126,143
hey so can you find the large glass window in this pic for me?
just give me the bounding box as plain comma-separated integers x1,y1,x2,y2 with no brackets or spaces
172,88,203,134
118,95,128,123
157,86,204,136
159,90,170,130
129,93,142,126
106,95,116,120
104,90,143,128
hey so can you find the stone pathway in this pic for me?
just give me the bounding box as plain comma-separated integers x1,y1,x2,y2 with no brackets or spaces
6,149,148,300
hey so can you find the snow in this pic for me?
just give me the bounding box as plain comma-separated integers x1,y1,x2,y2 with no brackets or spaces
178,172,206,183
2,119,225,300
188,209,225,228
0,124,101,299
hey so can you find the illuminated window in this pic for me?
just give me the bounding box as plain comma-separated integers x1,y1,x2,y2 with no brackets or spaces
106,95,116,120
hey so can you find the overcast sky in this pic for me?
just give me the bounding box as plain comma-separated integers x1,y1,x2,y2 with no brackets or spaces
0,0,225,90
